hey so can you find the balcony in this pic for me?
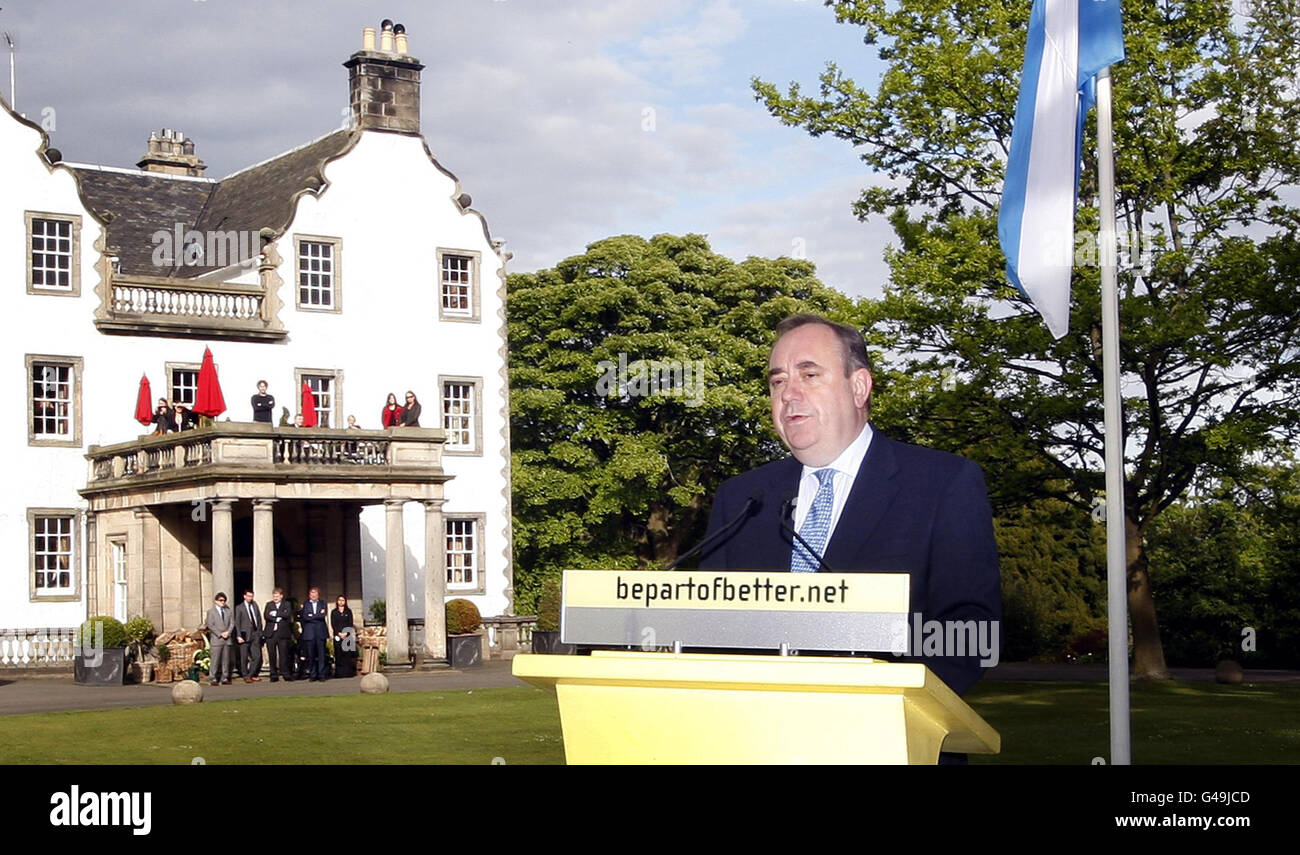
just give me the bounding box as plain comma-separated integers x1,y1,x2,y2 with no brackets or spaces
93,273,288,342
81,423,449,507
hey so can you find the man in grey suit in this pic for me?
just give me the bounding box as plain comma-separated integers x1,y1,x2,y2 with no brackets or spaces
203,592,235,686
234,589,264,682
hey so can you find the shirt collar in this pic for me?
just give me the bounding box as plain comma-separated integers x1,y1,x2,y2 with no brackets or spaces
800,422,874,481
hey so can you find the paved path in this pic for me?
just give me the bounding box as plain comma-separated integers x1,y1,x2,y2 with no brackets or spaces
2,661,1295,717
0,661,529,716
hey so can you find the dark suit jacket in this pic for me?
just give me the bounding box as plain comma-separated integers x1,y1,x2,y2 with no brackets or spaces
299,599,328,641
234,599,263,642
264,599,294,640
698,432,1001,696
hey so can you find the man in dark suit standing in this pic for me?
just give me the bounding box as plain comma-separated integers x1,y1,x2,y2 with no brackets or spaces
234,589,264,682
299,586,329,682
699,314,1000,697
263,587,294,682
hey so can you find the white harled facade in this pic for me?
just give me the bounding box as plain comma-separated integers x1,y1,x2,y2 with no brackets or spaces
0,22,514,648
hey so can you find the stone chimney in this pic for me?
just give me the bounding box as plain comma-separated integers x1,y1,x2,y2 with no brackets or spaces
343,19,424,134
137,128,206,176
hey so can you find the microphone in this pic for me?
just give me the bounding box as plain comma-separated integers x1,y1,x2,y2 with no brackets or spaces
780,492,835,572
664,489,764,571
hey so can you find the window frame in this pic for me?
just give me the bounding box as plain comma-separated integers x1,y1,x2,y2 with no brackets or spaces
26,211,82,297
444,513,486,594
294,234,343,313
29,508,81,602
110,537,129,622
27,354,83,447
165,361,201,407
436,248,481,323
294,367,343,428
438,375,483,456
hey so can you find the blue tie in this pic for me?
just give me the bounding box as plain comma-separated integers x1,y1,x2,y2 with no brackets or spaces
791,468,836,573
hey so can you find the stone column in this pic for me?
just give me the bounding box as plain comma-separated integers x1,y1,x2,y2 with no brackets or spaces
252,498,277,600
384,499,409,664
211,499,235,600
423,499,447,660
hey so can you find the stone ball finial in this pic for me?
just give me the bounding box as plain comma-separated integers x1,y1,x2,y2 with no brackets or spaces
360,672,390,694
172,680,204,704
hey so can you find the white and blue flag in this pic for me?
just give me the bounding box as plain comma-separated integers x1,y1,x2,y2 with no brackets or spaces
998,0,1125,338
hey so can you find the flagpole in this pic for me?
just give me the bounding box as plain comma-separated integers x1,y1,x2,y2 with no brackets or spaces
1095,66,1131,765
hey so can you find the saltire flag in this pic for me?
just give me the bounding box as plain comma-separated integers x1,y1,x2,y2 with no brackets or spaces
998,0,1125,338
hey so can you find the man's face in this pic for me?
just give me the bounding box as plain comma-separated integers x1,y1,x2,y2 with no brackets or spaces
768,324,872,467
243,592,254,604
215,597,227,607
257,382,267,394
309,589,319,601
272,592,282,603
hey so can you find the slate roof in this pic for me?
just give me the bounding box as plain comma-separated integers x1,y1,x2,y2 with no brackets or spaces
70,129,357,277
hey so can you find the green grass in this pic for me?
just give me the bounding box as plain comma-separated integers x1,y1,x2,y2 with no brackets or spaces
0,687,566,765
966,680,1300,765
1,680,1295,764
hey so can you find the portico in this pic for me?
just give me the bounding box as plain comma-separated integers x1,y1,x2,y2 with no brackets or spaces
80,422,452,661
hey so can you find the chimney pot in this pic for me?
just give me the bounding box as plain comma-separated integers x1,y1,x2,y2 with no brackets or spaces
363,26,376,51
380,28,394,52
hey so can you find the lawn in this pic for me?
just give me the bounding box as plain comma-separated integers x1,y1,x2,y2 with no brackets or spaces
0,680,1295,764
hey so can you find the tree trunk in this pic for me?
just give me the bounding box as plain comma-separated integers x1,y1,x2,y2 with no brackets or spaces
1126,516,1169,679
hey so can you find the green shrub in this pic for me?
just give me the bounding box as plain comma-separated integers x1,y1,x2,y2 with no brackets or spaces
536,576,562,632
76,616,128,650
369,598,386,625
445,598,482,635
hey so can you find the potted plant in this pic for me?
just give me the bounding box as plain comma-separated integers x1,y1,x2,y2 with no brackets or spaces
154,643,172,682
74,616,129,685
125,615,157,683
188,647,211,683
445,598,484,668
531,576,574,654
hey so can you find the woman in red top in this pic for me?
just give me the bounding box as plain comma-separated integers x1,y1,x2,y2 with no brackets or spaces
381,392,404,428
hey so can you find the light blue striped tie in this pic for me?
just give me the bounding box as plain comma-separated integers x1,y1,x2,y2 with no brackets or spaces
791,468,836,573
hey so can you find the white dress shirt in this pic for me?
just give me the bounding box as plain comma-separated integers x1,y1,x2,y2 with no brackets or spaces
790,422,874,546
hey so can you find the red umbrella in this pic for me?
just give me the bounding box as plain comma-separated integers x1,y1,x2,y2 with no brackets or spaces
192,347,226,417
134,374,154,426
301,382,319,427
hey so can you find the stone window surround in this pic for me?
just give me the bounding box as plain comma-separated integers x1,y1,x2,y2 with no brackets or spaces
294,234,343,314
293,366,344,428
27,353,84,448
29,507,81,602
436,247,481,323
438,374,483,456
165,361,202,407
26,211,82,297
445,512,486,595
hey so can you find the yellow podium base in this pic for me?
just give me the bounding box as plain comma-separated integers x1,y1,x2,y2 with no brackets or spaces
513,650,999,764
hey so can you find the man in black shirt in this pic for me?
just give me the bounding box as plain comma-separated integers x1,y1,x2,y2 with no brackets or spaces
251,380,274,424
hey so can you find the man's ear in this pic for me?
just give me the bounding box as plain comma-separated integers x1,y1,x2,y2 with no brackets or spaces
853,368,873,410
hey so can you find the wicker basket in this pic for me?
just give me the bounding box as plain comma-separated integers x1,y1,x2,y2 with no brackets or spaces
167,639,203,673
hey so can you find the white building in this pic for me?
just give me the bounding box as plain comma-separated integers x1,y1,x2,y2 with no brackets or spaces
0,21,514,663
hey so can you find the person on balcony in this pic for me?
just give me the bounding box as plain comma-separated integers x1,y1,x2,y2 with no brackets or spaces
151,398,177,435
381,392,404,428
174,403,199,431
251,380,275,424
399,391,422,427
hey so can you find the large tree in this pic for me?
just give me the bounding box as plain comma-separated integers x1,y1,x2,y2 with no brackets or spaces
507,234,855,612
754,0,1300,677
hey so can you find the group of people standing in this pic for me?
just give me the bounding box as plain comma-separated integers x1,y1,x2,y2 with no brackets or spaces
150,398,199,434
202,587,358,684
251,380,423,429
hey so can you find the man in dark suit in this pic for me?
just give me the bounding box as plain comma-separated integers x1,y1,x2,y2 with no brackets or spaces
699,314,1001,697
263,587,294,682
234,589,264,682
299,586,329,681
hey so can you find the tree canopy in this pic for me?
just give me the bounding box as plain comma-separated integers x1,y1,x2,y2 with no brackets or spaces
507,233,855,611
754,0,1300,676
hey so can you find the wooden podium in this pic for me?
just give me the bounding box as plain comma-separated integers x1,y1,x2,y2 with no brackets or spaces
513,570,1000,764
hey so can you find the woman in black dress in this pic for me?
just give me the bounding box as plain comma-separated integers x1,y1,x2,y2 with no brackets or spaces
400,391,421,427
330,595,358,677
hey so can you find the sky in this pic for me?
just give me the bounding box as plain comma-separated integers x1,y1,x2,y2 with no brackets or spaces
1,0,899,298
